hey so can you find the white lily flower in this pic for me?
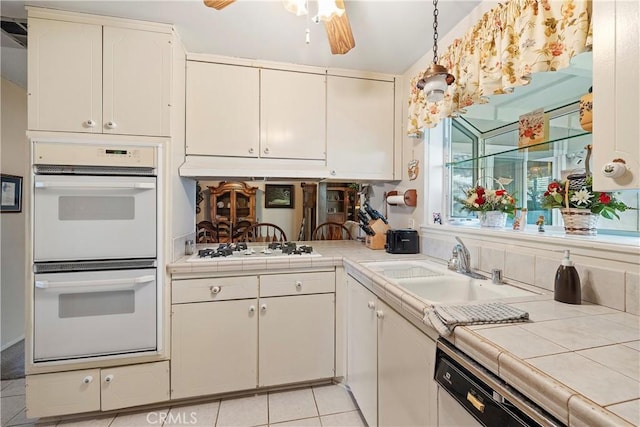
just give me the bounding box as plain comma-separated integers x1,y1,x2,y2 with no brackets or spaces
570,189,593,206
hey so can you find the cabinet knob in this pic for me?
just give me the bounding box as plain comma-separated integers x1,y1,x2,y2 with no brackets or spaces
263,148,270,155
376,310,384,319
248,147,254,154
330,170,337,176
82,375,93,384
602,159,627,179
210,286,221,294
295,281,302,289
249,305,256,313
260,304,267,312
367,301,376,310
105,121,117,129
104,374,114,383
86,119,96,128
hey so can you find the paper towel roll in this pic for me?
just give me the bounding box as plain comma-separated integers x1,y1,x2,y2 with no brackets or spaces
386,194,406,205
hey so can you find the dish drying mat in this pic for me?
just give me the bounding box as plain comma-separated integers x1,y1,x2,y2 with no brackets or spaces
424,302,529,336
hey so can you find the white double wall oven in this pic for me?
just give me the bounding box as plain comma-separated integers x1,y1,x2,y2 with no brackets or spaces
31,141,164,363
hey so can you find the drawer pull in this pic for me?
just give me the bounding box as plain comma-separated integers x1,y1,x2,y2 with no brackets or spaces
104,374,114,383
261,304,267,312
467,392,485,413
295,281,302,289
82,375,93,384
367,301,376,310
376,310,384,319
210,286,221,294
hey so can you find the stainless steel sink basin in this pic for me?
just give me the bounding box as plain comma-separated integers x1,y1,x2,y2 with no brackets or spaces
362,260,538,304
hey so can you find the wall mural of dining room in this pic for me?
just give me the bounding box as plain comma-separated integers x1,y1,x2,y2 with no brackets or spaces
195,180,360,243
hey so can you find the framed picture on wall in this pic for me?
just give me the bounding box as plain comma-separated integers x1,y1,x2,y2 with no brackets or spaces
1,174,23,213
265,184,294,208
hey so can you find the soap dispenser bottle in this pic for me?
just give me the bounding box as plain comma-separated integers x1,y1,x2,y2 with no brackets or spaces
554,250,581,304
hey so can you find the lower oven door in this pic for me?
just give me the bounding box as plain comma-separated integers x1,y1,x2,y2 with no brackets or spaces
33,268,157,362
34,174,156,261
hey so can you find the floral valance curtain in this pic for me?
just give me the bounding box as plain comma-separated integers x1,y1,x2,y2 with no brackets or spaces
407,0,592,135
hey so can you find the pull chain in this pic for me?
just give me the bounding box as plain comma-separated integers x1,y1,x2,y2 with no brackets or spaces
432,0,439,64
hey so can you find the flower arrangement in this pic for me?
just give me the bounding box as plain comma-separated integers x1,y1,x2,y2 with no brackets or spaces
457,183,517,215
540,175,631,219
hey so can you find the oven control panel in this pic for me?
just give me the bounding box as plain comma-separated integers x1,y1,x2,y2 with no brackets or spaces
33,141,156,168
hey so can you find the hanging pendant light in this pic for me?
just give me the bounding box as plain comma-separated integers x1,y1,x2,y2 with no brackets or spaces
416,0,454,103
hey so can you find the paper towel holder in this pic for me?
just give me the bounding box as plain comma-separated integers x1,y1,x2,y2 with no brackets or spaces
385,189,417,207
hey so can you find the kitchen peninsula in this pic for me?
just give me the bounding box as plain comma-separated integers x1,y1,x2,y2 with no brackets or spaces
168,239,639,427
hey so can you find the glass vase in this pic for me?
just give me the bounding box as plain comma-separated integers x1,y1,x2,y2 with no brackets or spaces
478,211,507,228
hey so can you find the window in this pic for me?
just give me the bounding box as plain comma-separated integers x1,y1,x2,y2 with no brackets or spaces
446,105,640,234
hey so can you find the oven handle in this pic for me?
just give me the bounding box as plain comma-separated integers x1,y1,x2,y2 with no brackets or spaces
35,275,155,290
34,181,155,190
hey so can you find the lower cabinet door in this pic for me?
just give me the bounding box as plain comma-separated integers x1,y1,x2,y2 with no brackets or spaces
26,369,101,418
171,299,258,399
100,361,169,411
347,279,378,427
378,305,435,427
258,294,335,387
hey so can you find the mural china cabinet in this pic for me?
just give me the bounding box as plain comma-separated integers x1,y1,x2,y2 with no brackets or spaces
209,181,257,241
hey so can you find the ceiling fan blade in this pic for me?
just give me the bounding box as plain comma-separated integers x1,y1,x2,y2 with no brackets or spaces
203,0,236,10
323,0,355,55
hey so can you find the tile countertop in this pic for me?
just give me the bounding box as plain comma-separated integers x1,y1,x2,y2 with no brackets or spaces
167,240,640,427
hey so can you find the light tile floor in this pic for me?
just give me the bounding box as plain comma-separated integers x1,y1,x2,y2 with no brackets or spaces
1,379,365,427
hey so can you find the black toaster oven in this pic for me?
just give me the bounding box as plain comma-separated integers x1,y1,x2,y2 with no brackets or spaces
385,229,420,254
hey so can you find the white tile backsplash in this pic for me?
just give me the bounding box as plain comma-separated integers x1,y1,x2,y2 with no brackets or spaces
479,246,505,272
504,251,535,284
577,265,626,311
534,256,558,291
626,271,640,315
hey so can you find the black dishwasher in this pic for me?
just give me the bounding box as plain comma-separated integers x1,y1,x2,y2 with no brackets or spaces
435,339,565,427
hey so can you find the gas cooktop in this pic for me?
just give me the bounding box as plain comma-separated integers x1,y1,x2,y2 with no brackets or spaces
186,242,321,262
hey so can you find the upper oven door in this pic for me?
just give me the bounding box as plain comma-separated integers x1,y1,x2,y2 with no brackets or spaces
34,174,156,262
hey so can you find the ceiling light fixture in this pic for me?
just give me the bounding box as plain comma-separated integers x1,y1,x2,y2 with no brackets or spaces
283,0,344,22
282,0,308,16
416,0,455,103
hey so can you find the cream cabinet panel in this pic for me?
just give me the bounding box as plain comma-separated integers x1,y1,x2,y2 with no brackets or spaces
100,361,169,411
172,275,258,304
260,69,327,160
27,18,102,133
171,299,258,399
26,369,101,418
378,304,436,427
258,293,335,387
260,271,335,297
327,76,395,180
185,62,260,157
103,27,171,137
592,0,640,190
347,277,378,427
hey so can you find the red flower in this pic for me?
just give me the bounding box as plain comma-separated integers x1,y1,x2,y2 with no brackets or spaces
599,193,611,204
547,182,561,192
495,189,506,196
476,197,486,205
476,186,485,196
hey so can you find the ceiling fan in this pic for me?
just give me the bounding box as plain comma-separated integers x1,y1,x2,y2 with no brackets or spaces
203,0,355,55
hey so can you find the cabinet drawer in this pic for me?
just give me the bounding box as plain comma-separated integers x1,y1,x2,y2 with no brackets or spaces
260,272,335,297
101,361,169,411
172,276,258,303
26,369,101,418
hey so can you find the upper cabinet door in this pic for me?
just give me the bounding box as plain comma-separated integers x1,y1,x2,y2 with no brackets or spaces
326,76,395,180
28,18,102,133
260,69,327,160
185,62,259,157
592,0,640,190
103,27,171,137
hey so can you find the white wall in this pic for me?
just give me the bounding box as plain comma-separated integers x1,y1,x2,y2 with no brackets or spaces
1,78,27,349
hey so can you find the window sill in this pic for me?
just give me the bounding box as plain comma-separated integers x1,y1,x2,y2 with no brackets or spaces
421,223,639,264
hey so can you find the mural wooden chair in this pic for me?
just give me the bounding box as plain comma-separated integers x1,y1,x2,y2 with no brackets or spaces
312,222,352,240
232,219,254,242
196,220,218,243
239,222,287,243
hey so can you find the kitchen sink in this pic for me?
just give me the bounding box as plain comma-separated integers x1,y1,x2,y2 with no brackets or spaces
362,260,538,304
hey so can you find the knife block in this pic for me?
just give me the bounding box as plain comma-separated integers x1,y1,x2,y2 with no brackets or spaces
365,219,390,250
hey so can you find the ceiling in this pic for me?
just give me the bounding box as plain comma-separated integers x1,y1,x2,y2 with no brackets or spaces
0,0,481,88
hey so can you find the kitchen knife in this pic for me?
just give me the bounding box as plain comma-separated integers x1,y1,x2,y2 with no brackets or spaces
364,202,388,224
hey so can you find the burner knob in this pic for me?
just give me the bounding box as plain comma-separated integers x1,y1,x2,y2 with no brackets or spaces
210,286,221,294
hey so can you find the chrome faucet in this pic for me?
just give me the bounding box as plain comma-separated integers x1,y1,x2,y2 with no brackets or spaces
455,237,471,274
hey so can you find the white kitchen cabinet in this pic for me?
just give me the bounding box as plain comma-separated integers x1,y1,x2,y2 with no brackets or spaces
347,276,379,427
347,275,437,427
28,12,172,137
327,75,396,180
592,0,640,190
260,69,326,160
26,361,169,418
185,61,260,157
170,271,335,399
171,298,258,399
185,61,326,161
